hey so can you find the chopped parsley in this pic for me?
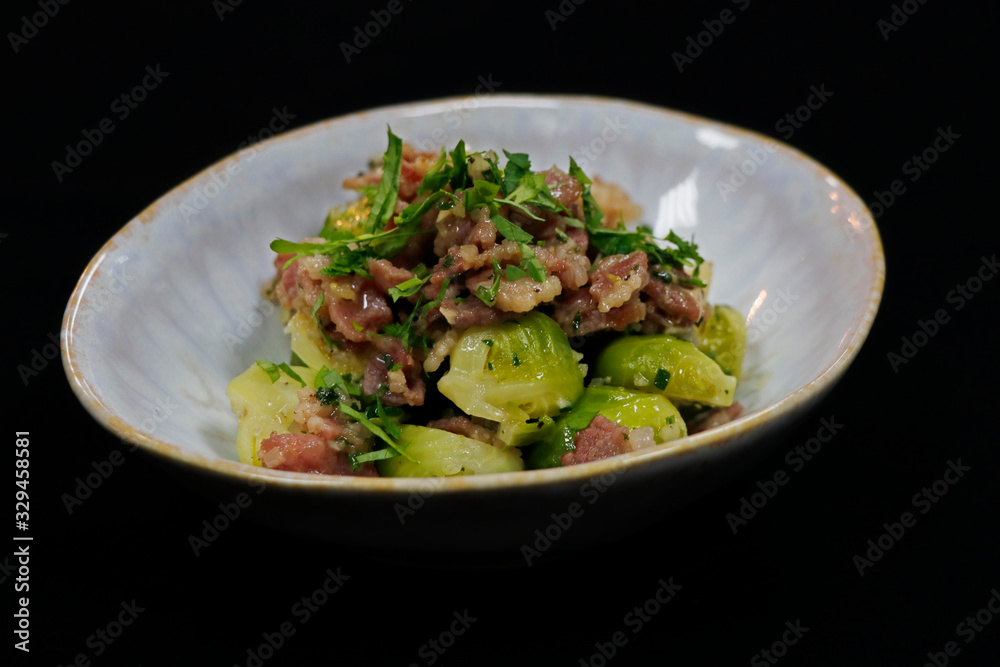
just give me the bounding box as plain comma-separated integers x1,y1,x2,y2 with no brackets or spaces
476,259,503,306
364,126,402,233
654,369,671,391
255,360,305,386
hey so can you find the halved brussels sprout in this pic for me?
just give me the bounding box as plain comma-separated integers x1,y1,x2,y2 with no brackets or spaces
226,363,316,466
525,385,686,469
437,312,586,445
284,310,367,376
594,334,736,407
377,425,524,477
697,305,746,379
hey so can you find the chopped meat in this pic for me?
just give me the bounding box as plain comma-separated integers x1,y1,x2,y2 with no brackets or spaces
589,250,650,312
464,219,497,250
688,403,743,434
363,336,426,406
427,416,505,447
552,289,646,336
437,297,515,328
326,276,394,342
258,433,377,476
642,272,706,330
547,233,591,291
542,167,584,219
591,177,642,226
561,414,632,466
368,259,415,295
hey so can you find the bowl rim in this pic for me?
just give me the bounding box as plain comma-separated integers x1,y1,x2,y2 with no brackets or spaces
61,93,885,495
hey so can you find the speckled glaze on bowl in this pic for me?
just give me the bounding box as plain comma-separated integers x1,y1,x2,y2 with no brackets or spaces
62,95,884,564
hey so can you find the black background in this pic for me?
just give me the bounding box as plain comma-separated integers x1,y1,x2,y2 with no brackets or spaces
5,0,998,665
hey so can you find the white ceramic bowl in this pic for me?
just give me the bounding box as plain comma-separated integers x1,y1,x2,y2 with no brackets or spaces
62,95,884,563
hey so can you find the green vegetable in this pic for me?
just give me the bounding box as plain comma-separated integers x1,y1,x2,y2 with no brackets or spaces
697,305,747,379
437,312,586,445
525,385,687,469
595,334,737,406
377,426,524,477
364,126,402,233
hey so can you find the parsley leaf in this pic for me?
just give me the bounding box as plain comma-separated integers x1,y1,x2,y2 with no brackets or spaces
568,157,604,230
364,126,403,233
339,402,414,461
476,259,503,306
654,369,671,391
449,140,468,191
502,150,531,195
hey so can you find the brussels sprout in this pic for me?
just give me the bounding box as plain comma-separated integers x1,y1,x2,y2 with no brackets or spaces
377,425,524,477
437,312,586,445
284,311,368,376
525,386,686,469
594,334,736,407
226,363,316,465
697,305,746,379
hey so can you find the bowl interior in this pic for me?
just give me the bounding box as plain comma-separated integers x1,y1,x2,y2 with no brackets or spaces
63,95,882,482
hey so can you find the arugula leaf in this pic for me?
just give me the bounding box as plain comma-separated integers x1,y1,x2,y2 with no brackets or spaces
364,127,403,233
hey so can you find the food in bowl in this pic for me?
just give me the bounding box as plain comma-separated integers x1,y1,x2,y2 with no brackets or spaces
226,128,746,477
